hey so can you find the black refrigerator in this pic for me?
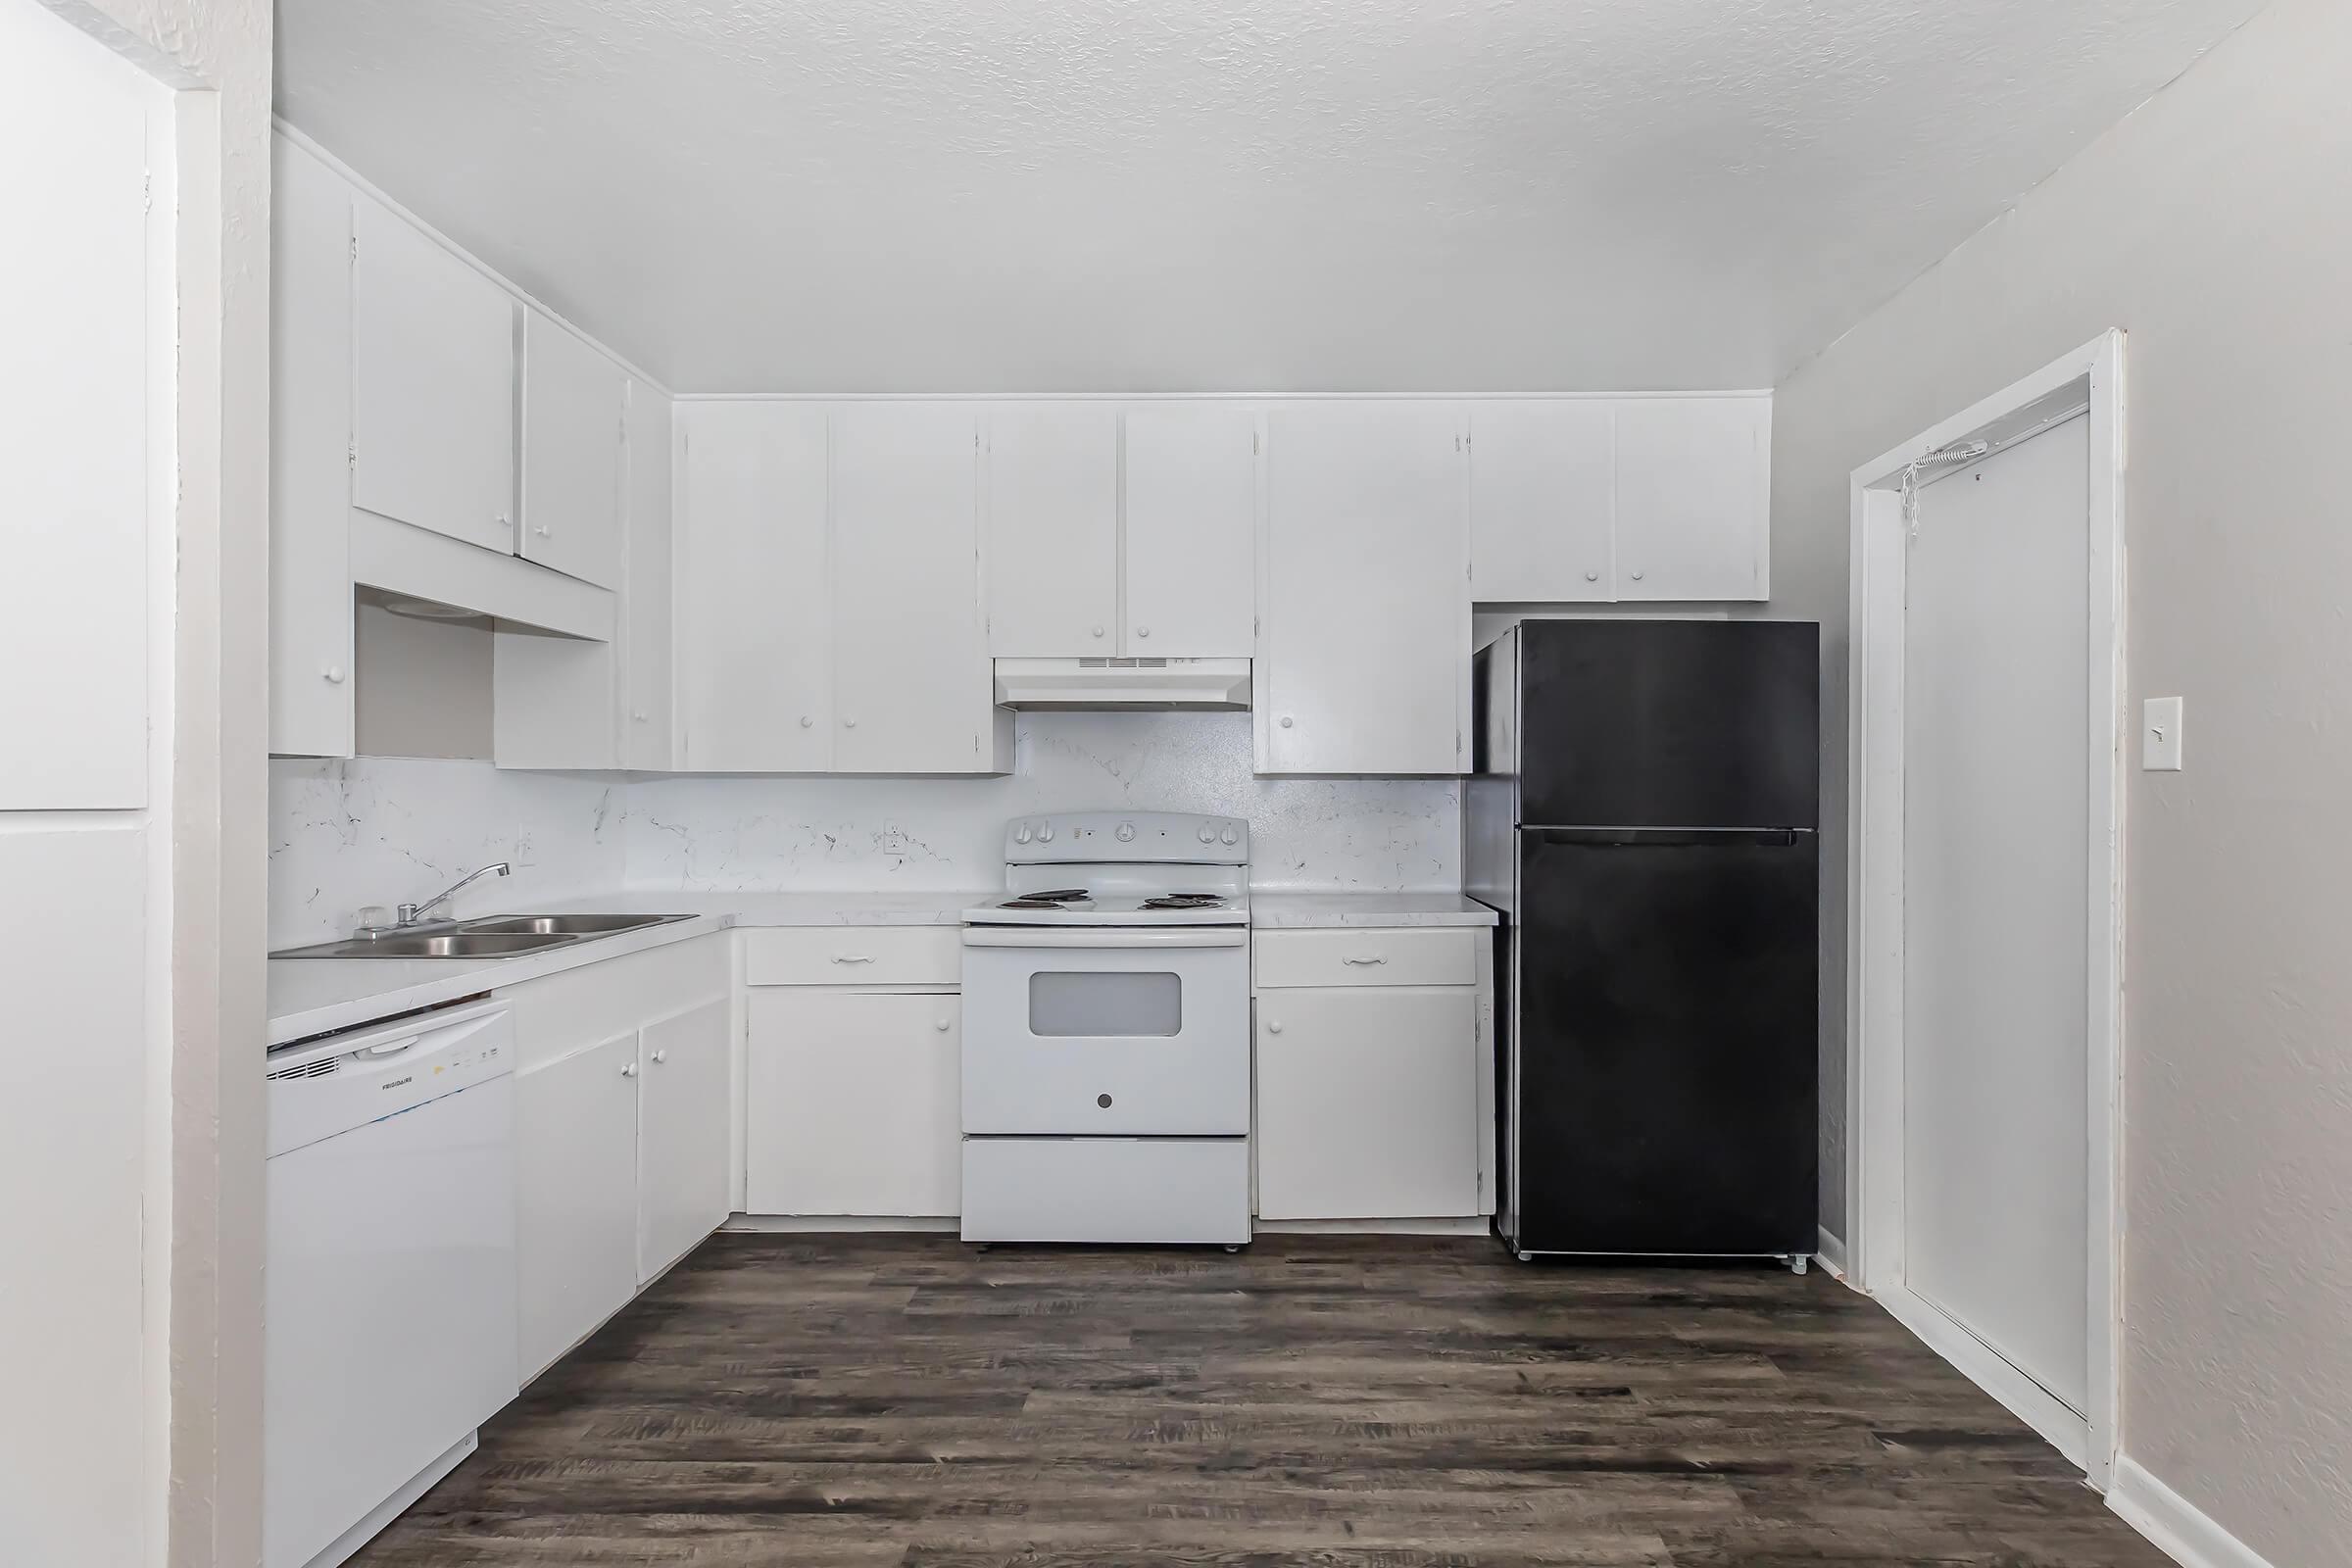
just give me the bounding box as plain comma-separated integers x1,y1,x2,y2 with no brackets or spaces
1465,619,1819,1263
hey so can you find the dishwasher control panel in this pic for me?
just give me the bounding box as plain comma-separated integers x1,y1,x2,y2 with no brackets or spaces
264,1001,514,1158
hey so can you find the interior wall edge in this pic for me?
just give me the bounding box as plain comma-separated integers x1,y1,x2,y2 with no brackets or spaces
2110,1457,2283,1568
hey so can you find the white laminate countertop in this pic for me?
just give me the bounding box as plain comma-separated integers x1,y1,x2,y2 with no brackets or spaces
267,890,990,1049
1247,893,1499,928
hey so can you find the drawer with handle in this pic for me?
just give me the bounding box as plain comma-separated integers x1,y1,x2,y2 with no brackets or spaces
743,924,961,987
1253,926,1478,989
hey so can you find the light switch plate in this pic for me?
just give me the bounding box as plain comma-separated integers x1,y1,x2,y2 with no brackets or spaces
2143,696,2184,771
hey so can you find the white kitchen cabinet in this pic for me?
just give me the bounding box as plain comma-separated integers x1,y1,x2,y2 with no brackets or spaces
1258,402,1468,775
515,1029,641,1379
1615,396,1772,601
268,135,356,760
1469,400,1616,602
831,403,1010,773
985,403,1119,656
1124,404,1257,658
519,308,626,590
348,195,516,555
1254,986,1482,1220
621,379,675,769
745,991,962,1217
674,401,832,770
636,996,733,1282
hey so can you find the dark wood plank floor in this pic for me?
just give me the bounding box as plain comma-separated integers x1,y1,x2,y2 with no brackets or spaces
352,1235,2168,1566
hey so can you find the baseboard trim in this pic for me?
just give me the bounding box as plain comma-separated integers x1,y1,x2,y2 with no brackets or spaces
1255,1217,1493,1237
724,1215,958,1234
2109,1457,2278,1568
1814,1225,1849,1280
1874,1281,2090,1473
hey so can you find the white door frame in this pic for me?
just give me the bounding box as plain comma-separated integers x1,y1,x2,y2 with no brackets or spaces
1845,331,2126,1488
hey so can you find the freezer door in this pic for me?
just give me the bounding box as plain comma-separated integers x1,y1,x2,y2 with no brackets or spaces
1516,618,1819,830
1510,829,1817,1255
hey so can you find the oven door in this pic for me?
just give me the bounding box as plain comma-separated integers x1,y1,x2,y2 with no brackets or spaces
961,926,1250,1135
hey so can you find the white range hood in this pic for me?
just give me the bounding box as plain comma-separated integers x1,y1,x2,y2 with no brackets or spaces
992,658,1251,710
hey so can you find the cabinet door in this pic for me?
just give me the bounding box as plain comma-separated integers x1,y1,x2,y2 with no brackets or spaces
745,992,961,1217
674,402,832,769
515,1031,640,1379
621,380,674,769
831,403,994,772
1124,404,1256,658
349,196,516,555
1614,397,1771,602
518,308,625,590
268,135,356,759
1254,987,1481,1220
637,996,733,1282
1259,403,1467,774
985,402,1118,655
1469,401,1615,602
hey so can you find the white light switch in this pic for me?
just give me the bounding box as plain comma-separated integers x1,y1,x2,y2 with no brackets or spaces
2143,696,2184,771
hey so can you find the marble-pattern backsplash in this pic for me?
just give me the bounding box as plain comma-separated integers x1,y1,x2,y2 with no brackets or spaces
270,713,1460,948
625,711,1458,891
270,757,625,949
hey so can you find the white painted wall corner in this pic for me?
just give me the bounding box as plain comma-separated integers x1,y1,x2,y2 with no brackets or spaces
2109,1456,2280,1568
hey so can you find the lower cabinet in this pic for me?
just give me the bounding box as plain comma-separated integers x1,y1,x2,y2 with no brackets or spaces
516,1031,641,1377
746,989,961,1217
1253,926,1489,1222
636,996,734,1281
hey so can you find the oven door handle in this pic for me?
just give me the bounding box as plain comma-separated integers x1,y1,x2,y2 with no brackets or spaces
960,926,1248,950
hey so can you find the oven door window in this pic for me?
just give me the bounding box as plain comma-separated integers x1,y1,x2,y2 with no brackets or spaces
1028,971,1182,1037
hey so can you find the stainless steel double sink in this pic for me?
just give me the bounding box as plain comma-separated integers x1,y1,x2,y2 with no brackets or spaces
270,911,695,960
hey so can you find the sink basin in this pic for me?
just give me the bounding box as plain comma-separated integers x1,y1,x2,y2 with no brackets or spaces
271,931,579,960
459,912,695,937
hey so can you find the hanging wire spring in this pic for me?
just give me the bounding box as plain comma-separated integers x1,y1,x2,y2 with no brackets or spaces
1900,440,1991,540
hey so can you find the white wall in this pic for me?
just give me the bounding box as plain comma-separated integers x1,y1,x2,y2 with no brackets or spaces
1770,0,2352,1557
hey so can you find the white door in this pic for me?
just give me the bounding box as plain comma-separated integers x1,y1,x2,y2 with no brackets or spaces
745,992,961,1216
518,308,625,589
621,380,674,769
1468,401,1615,602
1614,397,1770,601
267,135,356,760
985,402,1118,655
636,997,732,1280
349,196,516,555
1259,402,1467,774
1124,404,1257,657
1902,414,2091,1416
514,1031,641,1379
831,402,993,772
1254,987,1480,1220
674,401,832,770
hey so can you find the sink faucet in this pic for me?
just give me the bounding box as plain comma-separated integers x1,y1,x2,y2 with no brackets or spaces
390,862,510,930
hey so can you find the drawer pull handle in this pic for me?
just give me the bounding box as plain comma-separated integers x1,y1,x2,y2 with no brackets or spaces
1342,956,1388,966
831,955,875,964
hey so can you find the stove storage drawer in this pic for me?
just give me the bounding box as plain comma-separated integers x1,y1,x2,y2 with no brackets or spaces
1253,926,1477,989
742,924,961,987
960,1137,1250,1245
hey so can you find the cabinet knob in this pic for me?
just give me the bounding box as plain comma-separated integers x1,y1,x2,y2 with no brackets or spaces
935,1018,951,1032
533,524,551,537
651,1050,667,1064
1585,570,1599,583
632,710,648,722
1280,715,1294,729
800,715,813,728
1091,624,1104,638
1630,570,1644,582
620,1062,638,1078
844,717,858,728
1097,1093,1113,1108
496,514,511,529
321,664,346,685
1136,625,1151,638
1266,1020,1283,1034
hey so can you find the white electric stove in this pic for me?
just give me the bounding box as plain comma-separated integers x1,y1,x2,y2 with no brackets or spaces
958,811,1252,1247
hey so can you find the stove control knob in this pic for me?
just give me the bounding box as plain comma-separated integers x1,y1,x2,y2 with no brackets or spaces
1038,824,1055,843
1198,824,1215,843
1014,824,1033,845
1116,821,1135,843
1220,826,1239,846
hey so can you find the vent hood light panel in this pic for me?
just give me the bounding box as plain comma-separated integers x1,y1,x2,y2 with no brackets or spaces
992,658,1251,710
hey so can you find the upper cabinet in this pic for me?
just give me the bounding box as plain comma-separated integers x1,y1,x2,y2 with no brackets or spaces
1258,404,1468,775
1614,396,1771,602
348,197,516,554
984,403,1120,656
673,402,1011,775
620,380,675,770
1124,404,1257,659
519,309,626,591
1470,395,1770,604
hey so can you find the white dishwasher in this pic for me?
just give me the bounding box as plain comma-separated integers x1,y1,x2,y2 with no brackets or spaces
265,1000,518,1568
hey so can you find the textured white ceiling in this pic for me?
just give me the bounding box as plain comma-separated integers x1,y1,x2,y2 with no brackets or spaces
275,0,2263,393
